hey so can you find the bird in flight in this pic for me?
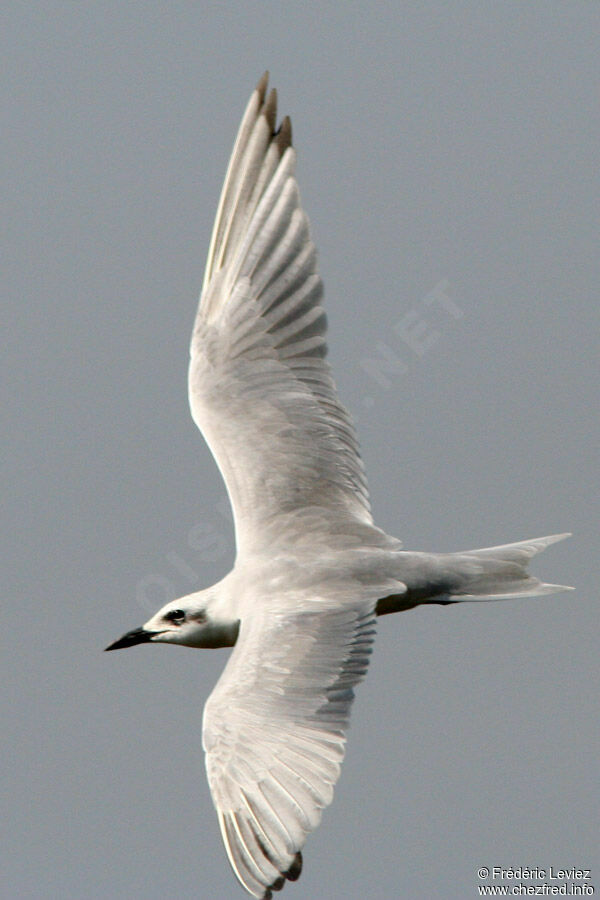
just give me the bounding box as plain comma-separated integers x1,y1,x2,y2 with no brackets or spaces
106,74,571,899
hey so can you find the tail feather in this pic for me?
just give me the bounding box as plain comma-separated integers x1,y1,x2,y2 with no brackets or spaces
450,533,573,601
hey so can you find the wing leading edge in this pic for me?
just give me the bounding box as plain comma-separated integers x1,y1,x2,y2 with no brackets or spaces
189,75,372,558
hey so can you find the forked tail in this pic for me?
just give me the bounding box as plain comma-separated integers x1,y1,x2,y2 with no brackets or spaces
445,533,573,601
376,533,573,615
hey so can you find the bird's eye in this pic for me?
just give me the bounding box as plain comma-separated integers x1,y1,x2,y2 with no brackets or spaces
163,609,185,624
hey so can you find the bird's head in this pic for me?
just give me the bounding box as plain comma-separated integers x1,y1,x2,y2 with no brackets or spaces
105,591,240,651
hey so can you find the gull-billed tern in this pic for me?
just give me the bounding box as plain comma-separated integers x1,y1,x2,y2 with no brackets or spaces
106,74,572,899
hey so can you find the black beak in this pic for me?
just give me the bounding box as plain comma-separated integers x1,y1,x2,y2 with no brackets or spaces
105,627,159,651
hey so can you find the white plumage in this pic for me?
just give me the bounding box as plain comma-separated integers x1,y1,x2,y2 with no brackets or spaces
106,74,572,899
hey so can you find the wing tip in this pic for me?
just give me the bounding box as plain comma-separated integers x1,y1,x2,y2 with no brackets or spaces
255,74,291,152
263,87,278,132
256,71,270,103
261,851,303,897
275,115,293,154
283,851,303,881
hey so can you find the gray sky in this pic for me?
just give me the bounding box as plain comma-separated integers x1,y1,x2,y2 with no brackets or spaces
3,3,597,898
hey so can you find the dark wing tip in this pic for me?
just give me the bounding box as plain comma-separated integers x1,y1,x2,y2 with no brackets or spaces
263,87,278,132
275,115,292,154
262,850,303,898
256,71,269,102
283,852,303,882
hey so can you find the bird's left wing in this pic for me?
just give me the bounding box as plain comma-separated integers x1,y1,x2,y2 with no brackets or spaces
189,75,373,558
202,599,376,899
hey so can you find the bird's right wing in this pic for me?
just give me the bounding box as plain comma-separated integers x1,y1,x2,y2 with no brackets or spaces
189,75,374,559
202,599,376,899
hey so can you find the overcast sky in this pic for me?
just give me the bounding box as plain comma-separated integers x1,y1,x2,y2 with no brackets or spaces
3,3,597,898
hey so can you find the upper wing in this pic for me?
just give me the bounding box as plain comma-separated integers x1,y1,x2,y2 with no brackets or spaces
202,599,376,899
189,75,372,557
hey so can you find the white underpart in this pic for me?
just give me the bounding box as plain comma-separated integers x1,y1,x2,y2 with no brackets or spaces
181,75,572,899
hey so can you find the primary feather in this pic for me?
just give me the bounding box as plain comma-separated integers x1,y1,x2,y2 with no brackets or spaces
189,74,373,561
107,74,572,900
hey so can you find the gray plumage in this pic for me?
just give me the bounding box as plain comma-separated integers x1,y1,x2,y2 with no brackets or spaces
106,74,572,899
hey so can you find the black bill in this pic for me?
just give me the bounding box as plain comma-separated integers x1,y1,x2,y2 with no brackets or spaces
105,627,159,651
